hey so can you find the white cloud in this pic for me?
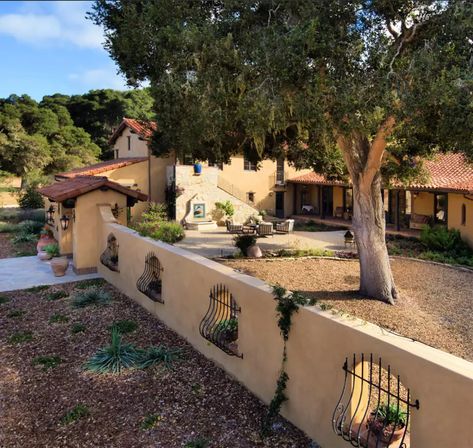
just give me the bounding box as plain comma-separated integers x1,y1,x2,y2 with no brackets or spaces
68,67,130,90
0,1,104,49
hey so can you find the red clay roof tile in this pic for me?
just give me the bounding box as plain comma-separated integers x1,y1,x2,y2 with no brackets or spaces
109,118,157,145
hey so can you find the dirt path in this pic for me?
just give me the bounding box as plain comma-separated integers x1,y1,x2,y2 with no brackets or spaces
223,257,473,361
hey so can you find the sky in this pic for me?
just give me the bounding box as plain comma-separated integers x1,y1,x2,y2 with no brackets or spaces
0,1,131,100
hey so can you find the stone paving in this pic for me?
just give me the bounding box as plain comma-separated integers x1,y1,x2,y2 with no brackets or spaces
0,256,100,292
176,228,348,258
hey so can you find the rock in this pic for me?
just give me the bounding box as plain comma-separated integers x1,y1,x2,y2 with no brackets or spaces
247,244,262,258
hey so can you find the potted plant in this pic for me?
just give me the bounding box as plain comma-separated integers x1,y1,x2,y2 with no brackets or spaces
216,318,239,353
367,403,407,445
193,161,202,175
46,243,69,277
36,227,55,253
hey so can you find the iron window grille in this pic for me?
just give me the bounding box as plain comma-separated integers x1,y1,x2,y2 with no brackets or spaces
199,284,242,358
136,252,164,303
332,353,419,448
100,233,119,272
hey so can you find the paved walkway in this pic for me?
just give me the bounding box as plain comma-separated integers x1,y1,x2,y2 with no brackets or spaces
176,228,348,258
0,256,100,292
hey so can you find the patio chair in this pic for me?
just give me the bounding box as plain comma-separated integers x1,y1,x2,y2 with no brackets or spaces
275,219,295,234
334,207,344,219
226,220,244,234
257,222,273,237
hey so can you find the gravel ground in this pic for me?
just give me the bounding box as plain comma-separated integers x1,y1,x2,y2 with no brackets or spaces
0,280,312,448
0,233,36,258
223,258,473,361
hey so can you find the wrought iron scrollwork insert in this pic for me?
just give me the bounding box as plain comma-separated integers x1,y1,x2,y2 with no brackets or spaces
100,233,119,272
136,252,164,303
332,353,419,448
199,284,242,358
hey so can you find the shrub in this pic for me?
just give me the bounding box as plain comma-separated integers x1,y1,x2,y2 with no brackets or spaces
16,220,44,235
26,285,49,293
137,345,182,370
233,234,257,256
71,288,111,308
18,185,44,209
140,413,162,430
0,295,10,304
49,313,70,324
0,221,16,233
44,243,60,257
7,309,26,318
33,355,62,370
84,328,141,374
74,278,105,289
150,221,185,243
142,202,168,222
420,226,467,253
109,320,138,334
71,323,87,334
60,404,90,425
215,200,234,218
11,231,37,244
46,290,68,301
8,331,33,344
185,438,209,448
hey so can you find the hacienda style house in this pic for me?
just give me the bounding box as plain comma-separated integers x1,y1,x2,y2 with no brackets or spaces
39,117,473,259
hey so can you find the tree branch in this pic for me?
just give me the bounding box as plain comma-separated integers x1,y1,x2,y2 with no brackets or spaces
386,21,399,39
363,116,396,186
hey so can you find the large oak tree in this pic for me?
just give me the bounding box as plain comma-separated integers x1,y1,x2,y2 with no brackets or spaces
91,0,473,303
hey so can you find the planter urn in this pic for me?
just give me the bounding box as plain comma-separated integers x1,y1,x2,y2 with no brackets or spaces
193,162,202,175
50,257,69,277
247,244,263,258
38,250,52,261
37,235,55,253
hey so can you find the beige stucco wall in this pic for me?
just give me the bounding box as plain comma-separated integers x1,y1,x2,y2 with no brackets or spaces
333,186,344,212
73,191,127,272
44,198,73,255
413,192,434,216
448,193,473,247
96,204,473,448
218,155,311,215
114,127,149,158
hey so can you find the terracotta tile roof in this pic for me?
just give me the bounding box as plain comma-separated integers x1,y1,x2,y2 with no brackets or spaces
55,157,148,180
109,118,157,145
39,176,148,203
288,153,473,193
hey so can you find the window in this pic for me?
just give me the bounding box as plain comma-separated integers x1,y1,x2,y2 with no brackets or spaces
247,192,255,203
434,193,448,224
461,204,467,226
343,187,353,211
182,153,194,165
243,157,257,171
127,135,131,151
276,158,285,184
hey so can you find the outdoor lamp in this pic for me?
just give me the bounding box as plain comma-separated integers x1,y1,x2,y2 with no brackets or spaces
46,205,55,223
60,215,70,231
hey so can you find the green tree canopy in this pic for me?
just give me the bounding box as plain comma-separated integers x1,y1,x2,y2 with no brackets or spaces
91,0,473,303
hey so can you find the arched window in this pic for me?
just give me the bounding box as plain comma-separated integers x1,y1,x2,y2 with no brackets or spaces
461,204,467,226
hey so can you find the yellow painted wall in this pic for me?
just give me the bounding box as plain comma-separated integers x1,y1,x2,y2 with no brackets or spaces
333,186,344,213
44,198,73,255
413,192,434,216
73,190,127,272
448,193,473,247
96,205,473,448
218,155,311,215
114,127,149,158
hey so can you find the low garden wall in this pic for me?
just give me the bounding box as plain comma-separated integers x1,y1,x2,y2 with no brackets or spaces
96,205,473,447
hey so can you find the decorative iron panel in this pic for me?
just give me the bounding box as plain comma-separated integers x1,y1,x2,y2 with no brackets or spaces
136,252,164,303
100,233,119,272
199,284,242,358
332,353,419,448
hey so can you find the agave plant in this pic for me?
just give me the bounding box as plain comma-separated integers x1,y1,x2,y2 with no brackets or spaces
72,288,111,308
137,345,182,370
84,328,141,374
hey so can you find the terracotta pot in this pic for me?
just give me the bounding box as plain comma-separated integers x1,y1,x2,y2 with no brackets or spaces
37,235,55,253
247,244,262,258
50,257,69,277
38,250,52,261
367,416,405,445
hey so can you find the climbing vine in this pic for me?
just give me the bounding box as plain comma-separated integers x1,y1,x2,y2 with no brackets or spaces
261,285,313,437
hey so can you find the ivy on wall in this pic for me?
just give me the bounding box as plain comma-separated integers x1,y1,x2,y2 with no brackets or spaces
261,285,313,437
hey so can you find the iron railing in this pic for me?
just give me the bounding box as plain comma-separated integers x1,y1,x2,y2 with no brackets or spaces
136,252,164,303
199,284,242,358
332,353,419,448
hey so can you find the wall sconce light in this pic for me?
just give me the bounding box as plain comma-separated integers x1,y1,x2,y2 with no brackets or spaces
60,215,70,231
46,205,55,223
111,203,120,219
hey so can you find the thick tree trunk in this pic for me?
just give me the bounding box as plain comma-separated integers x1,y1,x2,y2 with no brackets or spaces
352,173,398,305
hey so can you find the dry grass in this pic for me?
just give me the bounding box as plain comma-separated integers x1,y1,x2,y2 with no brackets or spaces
223,257,473,361
0,280,311,448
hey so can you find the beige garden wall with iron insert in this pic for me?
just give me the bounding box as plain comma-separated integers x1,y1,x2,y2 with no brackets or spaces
96,204,473,448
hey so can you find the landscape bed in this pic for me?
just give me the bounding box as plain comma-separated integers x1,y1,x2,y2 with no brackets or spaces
223,257,473,361
0,279,312,448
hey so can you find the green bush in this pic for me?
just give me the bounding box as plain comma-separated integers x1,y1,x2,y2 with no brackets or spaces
109,320,138,334
44,243,60,257
420,226,467,253
71,323,87,334
215,200,234,218
140,413,162,430
49,313,70,324
46,290,68,301
137,345,182,369
233,234,257,256
18,185,44,209
8,331,33,344
150,221,185,243
32,355,62,370
11,231,37,244
0,221,16,233
84,328,142,374
142,202,168,221
0,296,10,304
16,220,44,235
185,438,209,448
71,288,111,308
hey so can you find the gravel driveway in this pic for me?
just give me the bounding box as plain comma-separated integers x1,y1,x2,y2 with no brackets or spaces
223,257,473,361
